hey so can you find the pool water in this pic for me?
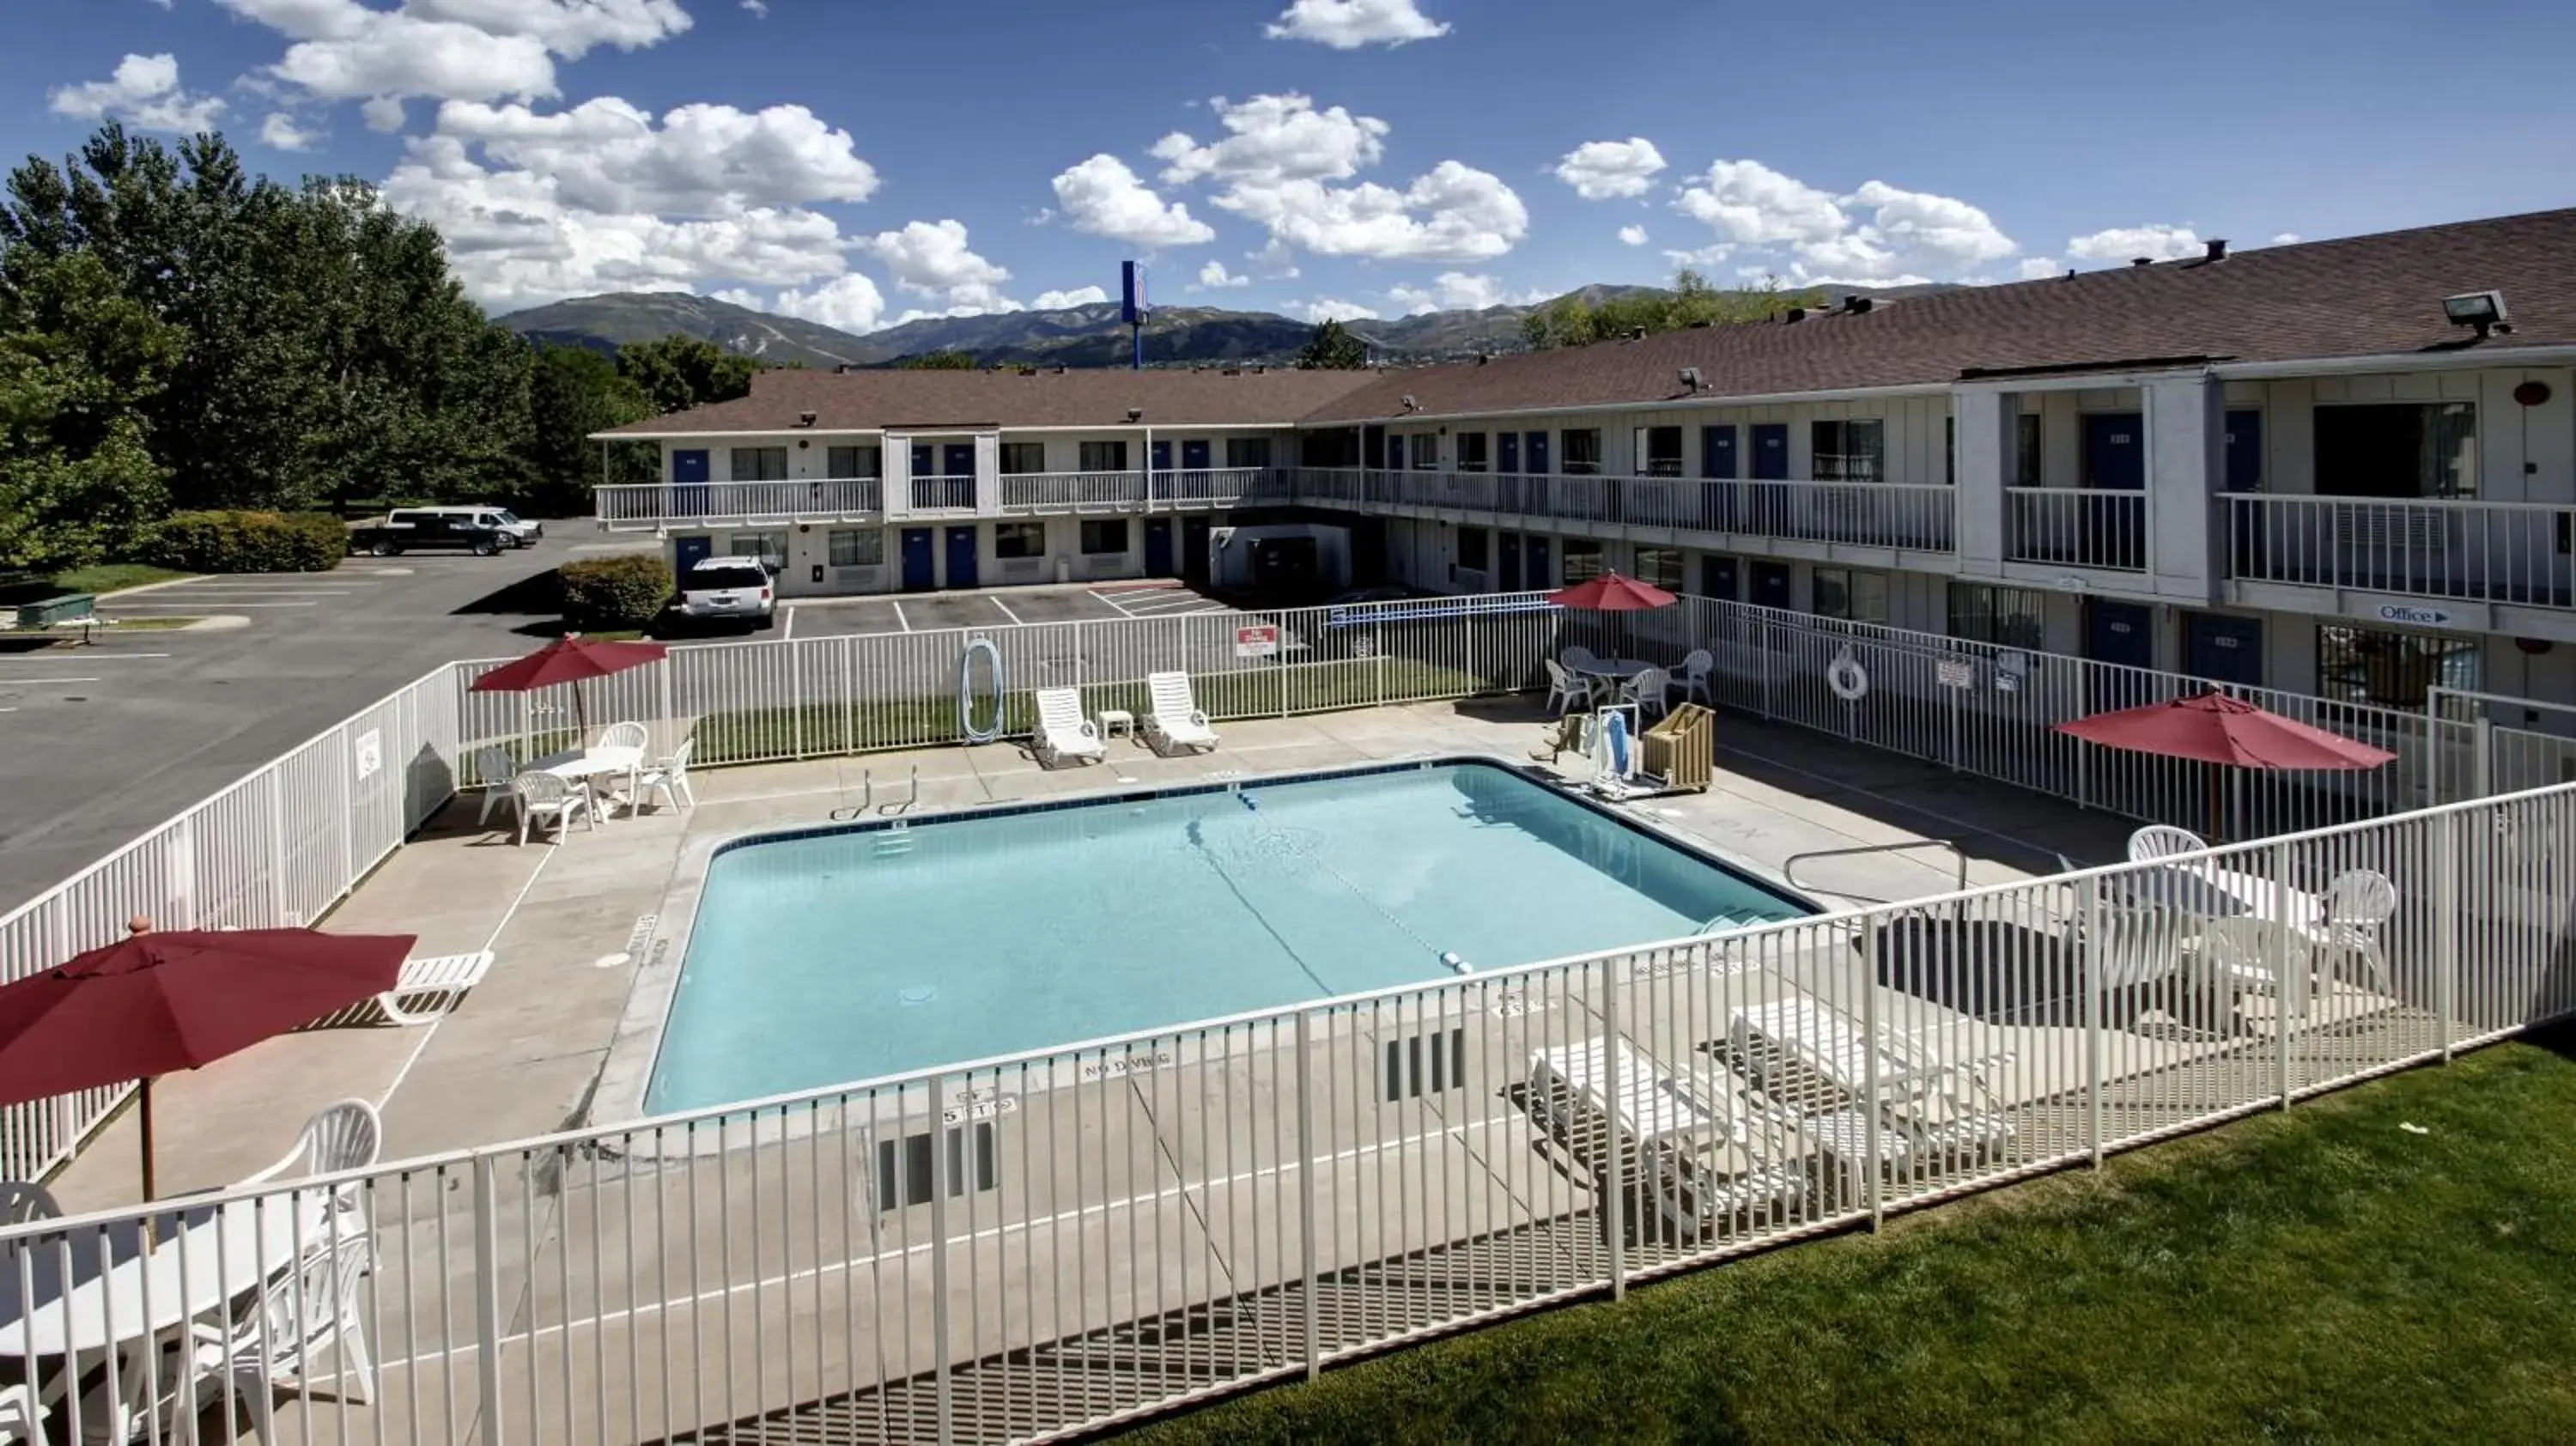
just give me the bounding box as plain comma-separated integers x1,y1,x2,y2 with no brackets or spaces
645,761,1811,1113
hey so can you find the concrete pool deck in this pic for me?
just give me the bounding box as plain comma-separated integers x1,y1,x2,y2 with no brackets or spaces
52,697,2148,1211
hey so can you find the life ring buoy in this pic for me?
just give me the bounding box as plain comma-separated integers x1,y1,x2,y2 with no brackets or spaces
1826,652,1870,703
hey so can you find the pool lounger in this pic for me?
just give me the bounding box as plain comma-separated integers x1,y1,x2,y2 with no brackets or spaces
1527,1036,1806,1241
1144,671,1220,755
1727,993,2016,1163
1032,686,1108,768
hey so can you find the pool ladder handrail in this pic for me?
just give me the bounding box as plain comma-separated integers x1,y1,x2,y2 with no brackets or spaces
829,766,920,822
1782,838,1967,908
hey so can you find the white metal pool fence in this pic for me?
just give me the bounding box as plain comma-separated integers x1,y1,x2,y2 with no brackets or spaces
4,590,2573,1189
3,775,2571,1445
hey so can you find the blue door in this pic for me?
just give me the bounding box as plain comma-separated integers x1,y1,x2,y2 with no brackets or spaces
673,534,713,578
910,445,937,510
1700,424,1740,532
1752,561,1791,611
1522,433,1551,518
899,528,936,592
672,449,710,516
1699,555,1739,601
1498,431,1521,473
1498,534,1522,592
2223,410,2262,491
944,526,979,590
2083,413,2145,489
1522,535,1550,587
1750,424,1789,480
1180,439,1212,502
2087,599,2157,710
1182,517,1212,586
942,443,976,510
1180,439,1211,470
1702,426,1739,478
1145,518,1176,577
1151,439,1173,473
2185,612,2263,689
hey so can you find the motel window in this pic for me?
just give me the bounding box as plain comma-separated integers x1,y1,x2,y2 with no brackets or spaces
1811,420,1885,483
1456,526,1490,572
1225,436,1273,470
727,532,786,568
827,530,884,568
1813,568,1889,625
1561,539,1605,584
1946,582,2046,652
2014,413,2043,487
993,522,1046,560
1079,519,1130,555
1636,426,1684,477
1633,546,1684,590
2316,624,2480,709
825,444,883,479
728,446,789,482
1455,432,1489,472
998,441,1048,475
1078,440,1130,473
1413,434,1439,470
1560,428,1603,475
876,1123,998,1212
2313,403,2477,499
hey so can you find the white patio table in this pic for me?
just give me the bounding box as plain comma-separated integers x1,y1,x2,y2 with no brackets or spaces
529,744,646,821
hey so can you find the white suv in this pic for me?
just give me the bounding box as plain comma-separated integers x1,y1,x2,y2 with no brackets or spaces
677,556,775,629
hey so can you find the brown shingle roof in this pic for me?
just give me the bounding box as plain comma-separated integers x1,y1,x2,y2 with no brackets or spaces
597,366,1381,435
1306,207,2576,422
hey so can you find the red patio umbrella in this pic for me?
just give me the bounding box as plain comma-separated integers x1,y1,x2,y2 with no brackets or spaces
0,922,414,1200
2055,690,2396,838
1546,572,1679,611
471,633,668,737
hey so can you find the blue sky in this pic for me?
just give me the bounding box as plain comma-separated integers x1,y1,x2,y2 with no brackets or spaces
6,0,2573,331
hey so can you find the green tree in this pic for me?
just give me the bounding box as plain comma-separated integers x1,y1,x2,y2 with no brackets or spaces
617,334,760,412
522,343,653,515
0,249,183,569
1520,271,1824,350
894,349,975,370
1296,319,1370,370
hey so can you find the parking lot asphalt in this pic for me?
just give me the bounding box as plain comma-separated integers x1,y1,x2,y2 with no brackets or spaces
778,581,1242,641
0,546,638,916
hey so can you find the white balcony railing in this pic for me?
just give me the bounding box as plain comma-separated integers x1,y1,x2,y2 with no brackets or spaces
1291,469,1958,552
595,477,886,526
597,469,1278,529
2005,486,2150,573
2226,494,2576,611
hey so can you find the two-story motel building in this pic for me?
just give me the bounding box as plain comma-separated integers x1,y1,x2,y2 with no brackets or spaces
595,206,2576,727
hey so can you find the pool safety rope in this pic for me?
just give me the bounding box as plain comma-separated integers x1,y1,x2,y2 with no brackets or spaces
958,635,1005,744
1191,793,1464,980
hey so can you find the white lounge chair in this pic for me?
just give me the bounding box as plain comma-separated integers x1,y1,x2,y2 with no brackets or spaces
511,772,590,846
1143,671,1219,755
378,951,495,1025
1033,687,1108,768
473,746,519,826
1729,993,2016,1166
2321,868,2397,993
2127,824,2208,862
1527,1036,1804,1241
635,737,696,811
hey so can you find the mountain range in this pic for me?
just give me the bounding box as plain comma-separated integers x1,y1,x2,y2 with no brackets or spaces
496,282,1953,371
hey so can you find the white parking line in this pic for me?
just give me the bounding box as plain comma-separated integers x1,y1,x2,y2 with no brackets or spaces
987,596,1024,625
890,599,912,632
0,677,101,685
102,601,317,609
781,605,797,641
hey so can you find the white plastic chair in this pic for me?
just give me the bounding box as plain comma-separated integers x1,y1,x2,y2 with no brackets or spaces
474,746,519,826
1033,688,1108,767
511,772,591,846
173,1232,378,1438
242,1099,383,1188
0,1385,39,1445
2197,914,2312,1025
597,720,649,752
1562,645,1601,675
2126,824,2208,862
0,1181,59,1224
2323,868,2398,993
1621,666,1672,721
635,737,696,811
1542,659,1595,717
1143,671,1219,755
364,951,495,1025
1675,648,1715,706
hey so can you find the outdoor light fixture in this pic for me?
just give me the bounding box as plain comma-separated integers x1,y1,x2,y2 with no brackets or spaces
797,410,817,427
1680,367,1704,392
1400,394,1419,413
1125,407,1144,422
2443,290,2510,338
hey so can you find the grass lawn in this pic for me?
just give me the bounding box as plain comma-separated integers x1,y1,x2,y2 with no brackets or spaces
48,562,193,595
1123,1034,2576,1446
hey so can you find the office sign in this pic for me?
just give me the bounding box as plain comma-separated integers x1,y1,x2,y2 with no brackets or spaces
2372,603,2455,629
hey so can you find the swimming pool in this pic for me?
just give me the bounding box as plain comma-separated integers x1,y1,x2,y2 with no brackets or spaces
642,760,1812,1114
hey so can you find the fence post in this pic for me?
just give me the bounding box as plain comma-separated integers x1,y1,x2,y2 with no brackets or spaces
1279,612,1291,719
2082,873,2104,1168
2475,716,2494,799
265,768,289,924
2273,839,2296,1109
1862,916,1884,1230
1602,964,1626,1298
1295,1009,1319,1381
659,659,676,753
2435,809,2458,1062
1466,608,1479,694
471,1153,507,1446
927,1074,954,1444
790,637,808,761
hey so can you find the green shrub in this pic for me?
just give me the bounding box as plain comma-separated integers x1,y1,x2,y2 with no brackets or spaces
139,511,347,574
560,554,673,629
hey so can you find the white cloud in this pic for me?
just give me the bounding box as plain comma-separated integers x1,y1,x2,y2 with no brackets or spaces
1675,159,1848,248
215,0,692,106
1264,0,1448,48
1300,297,1380,323
1048,154,1216,247
258,112,321,150
2066,223,2201,264
48,54,226,133
2019,256,2063,281
1031,285,1109,309
1554,138,1666,200
147,0,173,8
1385,271,1533,315
1844,179,2014,270
362,96,407,131
1618,224,1648,246
773,273,888,332
1154,95,1524,264
433,97,879,215
708,286,765,309
740,0,767,13
2271,232,2300,245
862,219,1016,313
1193,259,1249,289
1674,158,2020,282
